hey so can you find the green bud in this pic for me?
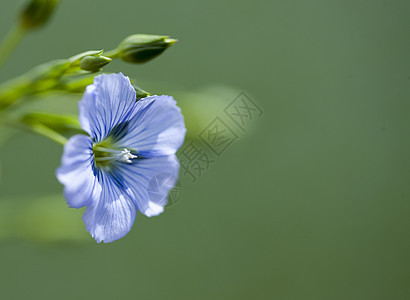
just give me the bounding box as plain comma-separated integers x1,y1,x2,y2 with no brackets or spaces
20,0,59,30
80,55,112,72
68,50,103,65
116,34,177,63
132,84,150,100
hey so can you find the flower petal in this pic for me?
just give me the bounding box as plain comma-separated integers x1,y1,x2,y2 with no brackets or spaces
115,95,186,157
82,170,137,243
114,155,180,217
56,135,101,208
78,73,138,142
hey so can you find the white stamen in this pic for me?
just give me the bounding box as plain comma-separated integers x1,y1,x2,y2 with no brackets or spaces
117,148,138,163
93,145,137,165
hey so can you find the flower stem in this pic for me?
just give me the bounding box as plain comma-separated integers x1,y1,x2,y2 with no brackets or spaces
103,49,120,59
28,123,68,145
0,25,26,70
1,118,67,146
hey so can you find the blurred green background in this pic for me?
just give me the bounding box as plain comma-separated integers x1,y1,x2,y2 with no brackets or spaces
1,0,410,299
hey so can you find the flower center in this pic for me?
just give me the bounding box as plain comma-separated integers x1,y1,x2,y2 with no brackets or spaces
93,140,137,168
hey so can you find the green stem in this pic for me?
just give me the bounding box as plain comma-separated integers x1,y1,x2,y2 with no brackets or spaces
1,118,67,146
103,49,120,59
0,25,26,70
0,59,72,111
28,123,67,145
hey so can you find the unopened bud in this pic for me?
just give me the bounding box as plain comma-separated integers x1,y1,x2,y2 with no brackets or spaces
116,34,177,63
132,84,150,100
80,55,112,72
20,0,59,30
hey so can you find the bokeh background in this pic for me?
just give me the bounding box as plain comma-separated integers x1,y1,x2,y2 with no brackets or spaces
0,0,410,299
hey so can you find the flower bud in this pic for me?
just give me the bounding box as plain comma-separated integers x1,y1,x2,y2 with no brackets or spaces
20,0,59,30
116,34,177,63
132,84,150,100
80,55,112,72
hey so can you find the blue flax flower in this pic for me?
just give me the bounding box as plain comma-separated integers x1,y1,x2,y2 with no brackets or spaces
56,73,186,243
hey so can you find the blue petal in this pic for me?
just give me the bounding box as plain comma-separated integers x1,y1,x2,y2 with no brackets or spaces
56,135,101,208
78,73,138,142
115,95,186,157
114,155,180,217
82,170,137,243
